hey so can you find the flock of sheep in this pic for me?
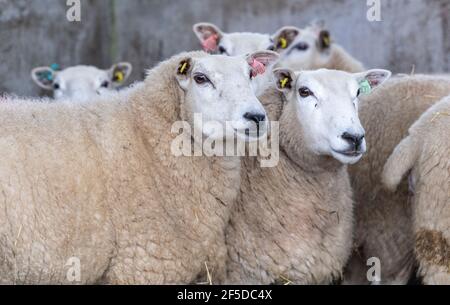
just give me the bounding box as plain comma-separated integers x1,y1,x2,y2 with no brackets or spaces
0,20,449,285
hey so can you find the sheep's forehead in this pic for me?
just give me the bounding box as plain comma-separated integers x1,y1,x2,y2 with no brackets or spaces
297,70,358,100
57,66,108,81
293,29,317,44
194,56,248,81
224,32,272,50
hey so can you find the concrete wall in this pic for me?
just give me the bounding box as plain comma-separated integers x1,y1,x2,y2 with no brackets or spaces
1,0,449,97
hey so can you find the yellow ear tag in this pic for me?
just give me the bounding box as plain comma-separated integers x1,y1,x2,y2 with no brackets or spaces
179,62,188,75
280,77,289,89
279,37,288,49
323,36,330,47
114,71,124,83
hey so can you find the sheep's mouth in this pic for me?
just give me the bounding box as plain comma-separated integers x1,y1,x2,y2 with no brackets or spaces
234,128,267,141
332,149,364,157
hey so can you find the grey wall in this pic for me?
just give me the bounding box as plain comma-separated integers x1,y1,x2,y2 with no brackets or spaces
1,0,449,97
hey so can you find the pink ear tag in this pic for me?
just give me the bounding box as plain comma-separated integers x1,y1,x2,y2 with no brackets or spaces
250,58,266,78
201,34,218,52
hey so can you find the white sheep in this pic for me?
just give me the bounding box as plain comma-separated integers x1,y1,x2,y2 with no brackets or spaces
31,63,132,102
382,96,450,285
0,50,279,284
345,75,450,284
224,67,391,284
193,22,300,96
276,22,365,73
193,22,364,74
193,22,301,56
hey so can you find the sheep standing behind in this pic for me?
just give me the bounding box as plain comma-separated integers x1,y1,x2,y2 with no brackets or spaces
276,23,365,73
345,75,450,284
382,96,450,285
193,22,300,96
0,51,278,284
225,68,391,284
31,63,133,102
192,22,364,101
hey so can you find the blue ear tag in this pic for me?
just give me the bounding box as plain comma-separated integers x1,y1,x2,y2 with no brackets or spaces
50,63,60,71
359,80,372,95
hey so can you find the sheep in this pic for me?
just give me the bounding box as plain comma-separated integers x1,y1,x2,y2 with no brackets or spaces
224,67,391,284
0,50,279,284
381,96,450,285
276,22,365,73
344,75,450,284
193,23,301,56
193,22,364,74
192,22,364,96
193,23,300,97
31,63,133,102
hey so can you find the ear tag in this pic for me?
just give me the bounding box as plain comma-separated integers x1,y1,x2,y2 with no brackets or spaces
279,37,288,49
201,34,218,52
178,60,190,75
114,71,124,83
323,36,331,48
359,80,372,95
250,58,266,77
280,77,290,89
39,71,52,81
319,31,331,49
50,63,60,71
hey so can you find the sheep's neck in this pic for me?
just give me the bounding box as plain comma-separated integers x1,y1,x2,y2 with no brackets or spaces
322,44,365,73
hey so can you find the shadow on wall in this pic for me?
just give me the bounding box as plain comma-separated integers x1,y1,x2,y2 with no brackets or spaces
0,0,448,97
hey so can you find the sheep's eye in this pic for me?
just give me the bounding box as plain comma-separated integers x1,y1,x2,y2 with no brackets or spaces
194,74,209,85
299,87,313,98
53,83,60,90
218,46,227,54
101,81,110,88
357,89,361,97
295,43,309,51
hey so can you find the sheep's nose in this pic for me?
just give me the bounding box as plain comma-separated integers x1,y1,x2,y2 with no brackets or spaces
342,132,365,150
243,112,266,126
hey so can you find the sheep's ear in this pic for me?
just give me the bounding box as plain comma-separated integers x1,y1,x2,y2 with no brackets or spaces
272,26,300,51
110,62,132,86
273,68,296,96
193,23,223,53
382,136,419,192
31,67,55,90
307,20,332,51
175,58,193,90
317,30,332,50
356,69,392,95
246,51,279,78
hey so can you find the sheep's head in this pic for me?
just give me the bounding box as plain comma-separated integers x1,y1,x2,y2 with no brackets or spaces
276,23,334,71
31,63,132,102
193,23,300,97
273,68,391,165
193,23,275,56
175,51,279,141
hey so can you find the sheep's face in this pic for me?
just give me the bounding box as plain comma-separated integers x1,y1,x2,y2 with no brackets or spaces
274,68,391,165
216,33,273,56
175,51,278,141
31,63,132,102
277,26,332,71
193,23,273,56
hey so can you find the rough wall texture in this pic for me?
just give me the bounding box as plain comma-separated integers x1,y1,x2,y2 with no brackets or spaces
0,0,449,97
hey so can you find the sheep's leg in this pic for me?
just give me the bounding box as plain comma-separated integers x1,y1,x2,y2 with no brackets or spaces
345,193,416,285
